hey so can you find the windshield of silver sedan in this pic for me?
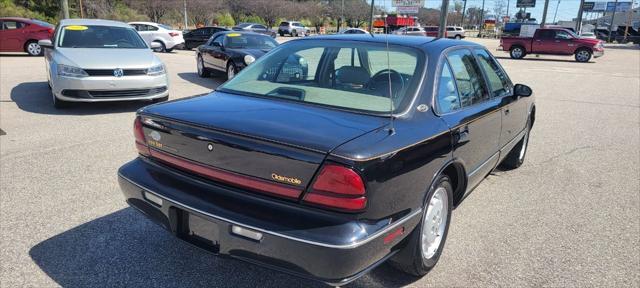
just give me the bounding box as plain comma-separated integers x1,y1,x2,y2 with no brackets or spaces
57,25,148,49
219,41,424,114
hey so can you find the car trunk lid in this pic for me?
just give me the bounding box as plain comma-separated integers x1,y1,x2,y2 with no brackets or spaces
139,91,386,199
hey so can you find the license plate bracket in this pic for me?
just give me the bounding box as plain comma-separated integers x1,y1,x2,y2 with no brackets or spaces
176,209,220,253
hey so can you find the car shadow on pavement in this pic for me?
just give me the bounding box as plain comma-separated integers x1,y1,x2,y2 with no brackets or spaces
29,208,421,288
178,72,225,91
10,82,150,115
494,56,595,64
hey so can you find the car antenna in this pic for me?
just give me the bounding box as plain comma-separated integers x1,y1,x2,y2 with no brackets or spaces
383,9,395,135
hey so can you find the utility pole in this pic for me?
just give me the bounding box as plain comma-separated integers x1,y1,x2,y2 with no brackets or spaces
60,0,69,19
607,0,618,42
461,0,468,27
553,0,560,23
576,0,585,32
78,0,84,18
438,0,450,38
540,0,550,27
478,0,486,37
506,0,510,19
183,0,188,30
368,0,375,33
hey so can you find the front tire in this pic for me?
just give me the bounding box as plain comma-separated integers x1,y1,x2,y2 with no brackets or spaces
389,175,453,276
510,46,526,59
292,29,298,37
25,41,42,56
501,120,531,169
226,62,237,80
575,48,592,63
454,35,462,40
197,55,210,77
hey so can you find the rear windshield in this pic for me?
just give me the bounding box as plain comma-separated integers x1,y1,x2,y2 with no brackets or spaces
219,40,425,115
279,22,289,26
57,25,147,49
425,27,438,31
159,24,173,30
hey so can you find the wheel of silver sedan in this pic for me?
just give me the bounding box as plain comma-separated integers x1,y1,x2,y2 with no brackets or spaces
421,187,449,259
197,57,203,75
27,42,41,56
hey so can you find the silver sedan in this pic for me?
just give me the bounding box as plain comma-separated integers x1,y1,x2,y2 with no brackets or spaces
39,19,169,108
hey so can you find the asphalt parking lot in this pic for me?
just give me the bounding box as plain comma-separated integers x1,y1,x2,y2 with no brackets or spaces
1,37,638,287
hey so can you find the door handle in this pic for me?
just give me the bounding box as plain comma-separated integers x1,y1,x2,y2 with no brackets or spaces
454,126,470,144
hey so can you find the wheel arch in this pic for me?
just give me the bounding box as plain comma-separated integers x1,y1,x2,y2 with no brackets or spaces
573,45,592,54
425,160,468,209
23,39,39,51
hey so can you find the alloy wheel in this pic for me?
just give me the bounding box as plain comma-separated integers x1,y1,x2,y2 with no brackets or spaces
421,187,449,259
227,65,235,79
27,42,41,56
577,51,590,62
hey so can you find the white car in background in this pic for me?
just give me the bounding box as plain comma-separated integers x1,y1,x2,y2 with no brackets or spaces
580,32,597,39
446,26,465,39
339,28,369,34
128,22,184,52
39,19,169,108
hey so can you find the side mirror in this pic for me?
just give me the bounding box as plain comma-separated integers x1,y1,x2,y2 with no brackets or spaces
38,39,53,48
513,84,533,97
150,42,162,49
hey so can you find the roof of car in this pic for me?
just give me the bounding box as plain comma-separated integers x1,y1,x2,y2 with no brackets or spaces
0,17,31,21
59,18,132,28
215,31,271,36
128,21,159,26
296,34,478,50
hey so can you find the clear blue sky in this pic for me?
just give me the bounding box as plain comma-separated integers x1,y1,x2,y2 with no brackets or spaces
366,0,636,22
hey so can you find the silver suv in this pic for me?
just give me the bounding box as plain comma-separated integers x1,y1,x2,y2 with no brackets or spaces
278,21,310,37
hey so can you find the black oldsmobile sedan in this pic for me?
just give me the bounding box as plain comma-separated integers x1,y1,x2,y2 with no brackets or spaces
119,34,535,285
196,31,278,80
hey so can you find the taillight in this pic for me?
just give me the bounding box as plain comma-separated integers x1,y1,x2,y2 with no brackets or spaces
133,116,150,156
303,164,366,211
169,32,179,37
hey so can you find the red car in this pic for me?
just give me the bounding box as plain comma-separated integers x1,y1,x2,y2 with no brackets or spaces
0,17,54,56
499,27,604,62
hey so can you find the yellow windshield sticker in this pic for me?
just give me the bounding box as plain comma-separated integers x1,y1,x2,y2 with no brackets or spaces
65,25,88,31
227,33,241,37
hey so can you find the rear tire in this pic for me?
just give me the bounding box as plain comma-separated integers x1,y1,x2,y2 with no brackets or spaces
153,41,166,53
279,32,284,37
25,41,42,56
389,175,453,276
510,46,526,59
165,48,173,53
455,35,462,40
501,120,531,169
575,48,592,63
292,29,298,37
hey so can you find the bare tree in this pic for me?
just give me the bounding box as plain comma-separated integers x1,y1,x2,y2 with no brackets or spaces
493,0,507,19
186,0,224,26
244,0,288,28
127,0,176,23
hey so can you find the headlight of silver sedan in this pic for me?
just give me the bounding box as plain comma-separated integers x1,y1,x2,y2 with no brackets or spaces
57,64,88,78
147,64,165,76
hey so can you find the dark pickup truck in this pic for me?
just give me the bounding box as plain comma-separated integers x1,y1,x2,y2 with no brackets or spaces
499,28,604,62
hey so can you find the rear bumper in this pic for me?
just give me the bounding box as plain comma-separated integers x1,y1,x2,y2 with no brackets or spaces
118,157,421,285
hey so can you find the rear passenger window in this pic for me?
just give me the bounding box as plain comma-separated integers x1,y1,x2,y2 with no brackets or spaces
437,61,461,113
446,49,488,107
474,49,512,97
